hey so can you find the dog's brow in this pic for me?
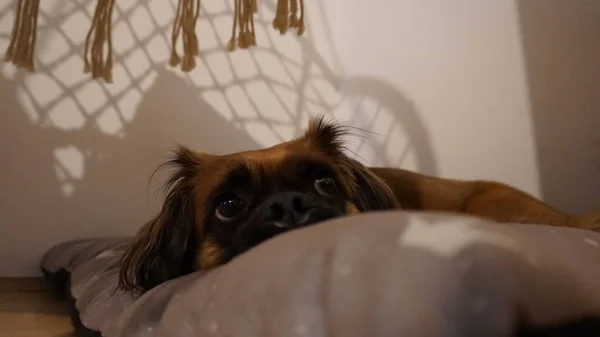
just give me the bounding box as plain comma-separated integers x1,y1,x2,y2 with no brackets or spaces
222,164,253,186
283,155,335,178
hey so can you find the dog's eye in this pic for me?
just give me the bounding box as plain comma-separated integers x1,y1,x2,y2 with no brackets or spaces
315,177,338,196
216,198,246,221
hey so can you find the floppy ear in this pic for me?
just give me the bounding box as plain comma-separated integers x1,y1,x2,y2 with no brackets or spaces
301,115,347,156
118,146,201,292
346,158,401,211
303,115,400,211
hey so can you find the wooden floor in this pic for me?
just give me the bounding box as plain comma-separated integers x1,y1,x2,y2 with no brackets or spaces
0,278,73,337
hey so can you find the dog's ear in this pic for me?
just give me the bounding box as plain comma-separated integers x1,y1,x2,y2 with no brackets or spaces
303,115,400,211
346,158,400,211
301,115,399,210
118,146,202,292
302,115,347,157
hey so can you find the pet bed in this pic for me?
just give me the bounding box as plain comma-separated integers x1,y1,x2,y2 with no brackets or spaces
41,211,600,337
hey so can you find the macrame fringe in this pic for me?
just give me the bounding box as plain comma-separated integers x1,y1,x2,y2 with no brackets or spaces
227,0,257,52
4,0,310,80
3,0,41,72
83,0,116,83
169,0,201,72
272,0,304,36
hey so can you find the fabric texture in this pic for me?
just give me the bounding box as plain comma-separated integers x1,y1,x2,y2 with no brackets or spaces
41,211,600,337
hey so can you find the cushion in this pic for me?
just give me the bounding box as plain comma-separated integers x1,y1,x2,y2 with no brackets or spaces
41,211,600,337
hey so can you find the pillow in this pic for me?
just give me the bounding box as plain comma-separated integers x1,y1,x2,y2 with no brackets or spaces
41,211,600,337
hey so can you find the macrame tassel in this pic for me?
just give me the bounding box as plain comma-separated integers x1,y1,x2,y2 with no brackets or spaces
272,0,304,36
83,0,115,83
295,0,305,35
289,0,298,29
228,0,257,52
272,0,289,35
4,0,41,72
181,0,201,72
170,0,201,72
169,0,184,67
236,0,248,49
246,0,258,47
227,0,240,51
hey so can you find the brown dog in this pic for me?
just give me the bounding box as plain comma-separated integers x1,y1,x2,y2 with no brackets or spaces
118,116,599,292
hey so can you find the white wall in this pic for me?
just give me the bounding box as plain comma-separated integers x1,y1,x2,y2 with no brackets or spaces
517,0,600,214
0,0,344,276
1,0,599,276
333,0,600,212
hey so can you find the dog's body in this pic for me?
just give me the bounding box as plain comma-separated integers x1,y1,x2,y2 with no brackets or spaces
371,167,599,230
118,117,599,292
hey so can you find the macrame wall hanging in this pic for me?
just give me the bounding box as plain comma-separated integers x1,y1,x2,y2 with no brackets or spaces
3,0,305,83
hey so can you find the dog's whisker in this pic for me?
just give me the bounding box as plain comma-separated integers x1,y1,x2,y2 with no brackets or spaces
345,125,385,137
146,163,168,196
342,130,369,141
338,143,370,164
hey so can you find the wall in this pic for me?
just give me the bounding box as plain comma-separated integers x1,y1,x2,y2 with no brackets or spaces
335,0,600,211
518,0,600,214
1,0,599,276
0,0,344,276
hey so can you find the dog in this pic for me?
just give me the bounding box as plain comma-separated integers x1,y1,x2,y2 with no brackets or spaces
118,116,599,292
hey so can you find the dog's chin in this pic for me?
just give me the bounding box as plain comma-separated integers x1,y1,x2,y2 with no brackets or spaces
233,207,343,255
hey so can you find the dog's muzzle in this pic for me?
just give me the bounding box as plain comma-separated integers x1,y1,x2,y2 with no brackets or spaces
235,191,342,252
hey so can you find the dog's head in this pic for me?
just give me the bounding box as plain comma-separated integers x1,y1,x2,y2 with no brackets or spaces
118,117,399,291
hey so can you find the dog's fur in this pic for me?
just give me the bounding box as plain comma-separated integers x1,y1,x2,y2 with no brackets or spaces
118,116,600,292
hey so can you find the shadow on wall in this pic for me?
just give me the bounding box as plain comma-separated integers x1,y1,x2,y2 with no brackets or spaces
337,77,438,176
517,0,600,214
0,0,435,276
0,69,261,276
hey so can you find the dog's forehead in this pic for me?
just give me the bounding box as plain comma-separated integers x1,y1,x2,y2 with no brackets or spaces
224,138,315,172
197,136,337,185
241,144,291,162
240,144,303,176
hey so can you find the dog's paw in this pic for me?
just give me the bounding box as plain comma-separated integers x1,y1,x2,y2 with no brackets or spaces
573,212,600,232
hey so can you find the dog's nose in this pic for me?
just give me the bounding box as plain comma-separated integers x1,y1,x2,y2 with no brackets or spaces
262,192,315,227
233,191,342,254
